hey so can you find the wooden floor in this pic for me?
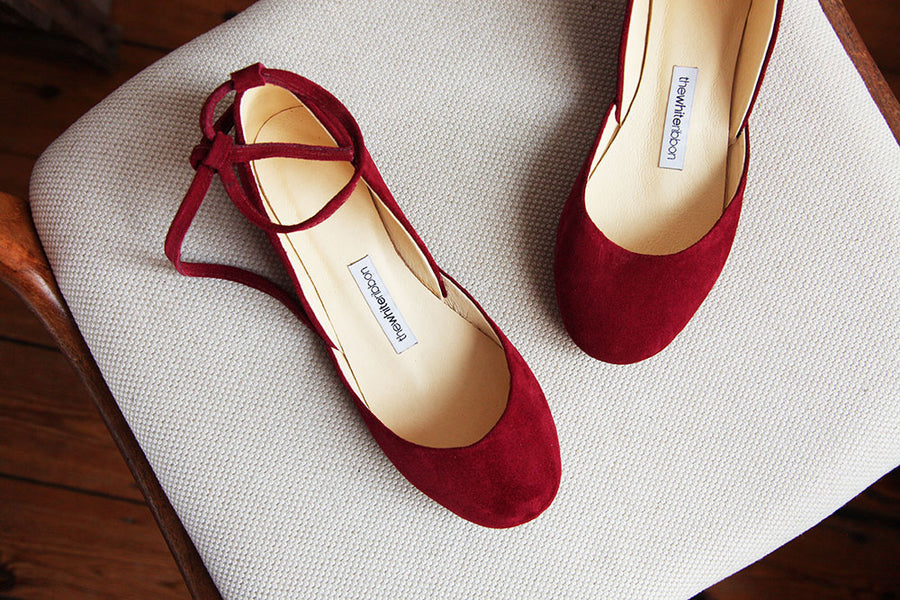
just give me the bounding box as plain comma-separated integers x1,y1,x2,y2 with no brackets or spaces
0,1,897,598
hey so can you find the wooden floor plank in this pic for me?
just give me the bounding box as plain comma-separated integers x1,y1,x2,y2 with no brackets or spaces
111,0,254,51
0,43,165,159
0,340,144,501
843,0,900,97
0,151,33,203
0,284,57,347
706,472,900,599
0,476,187,599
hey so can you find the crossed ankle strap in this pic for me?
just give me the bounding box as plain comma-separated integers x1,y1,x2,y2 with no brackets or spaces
164,64,367,337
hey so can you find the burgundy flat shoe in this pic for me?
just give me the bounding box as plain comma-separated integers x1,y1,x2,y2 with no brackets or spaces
555,0,783,364
165,64,560,528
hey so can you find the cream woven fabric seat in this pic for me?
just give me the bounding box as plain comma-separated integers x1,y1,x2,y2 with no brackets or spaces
29,0,899,597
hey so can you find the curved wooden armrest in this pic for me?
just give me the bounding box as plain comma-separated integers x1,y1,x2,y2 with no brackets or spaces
0,191,221,600
0,192,86,358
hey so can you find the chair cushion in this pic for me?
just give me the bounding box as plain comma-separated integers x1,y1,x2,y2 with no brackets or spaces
29,0,900,597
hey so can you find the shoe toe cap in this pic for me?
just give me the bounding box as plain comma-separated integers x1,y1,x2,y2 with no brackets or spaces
361,342,561,528
554,194,743,364
423,357,561,528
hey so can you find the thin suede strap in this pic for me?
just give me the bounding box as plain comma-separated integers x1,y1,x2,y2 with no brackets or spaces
196,64,367,234
164,64,369,340
164,161,315,329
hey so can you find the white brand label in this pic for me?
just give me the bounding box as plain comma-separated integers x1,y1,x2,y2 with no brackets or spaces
658,66,698,171
348,255,418,354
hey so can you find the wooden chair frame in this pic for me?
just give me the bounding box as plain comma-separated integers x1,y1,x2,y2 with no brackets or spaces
0,1,896,597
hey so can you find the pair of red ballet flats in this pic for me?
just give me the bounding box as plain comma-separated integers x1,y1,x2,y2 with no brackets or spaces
166,0,782,528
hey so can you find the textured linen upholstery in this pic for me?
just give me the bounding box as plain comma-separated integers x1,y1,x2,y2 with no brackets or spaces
29,0,900,597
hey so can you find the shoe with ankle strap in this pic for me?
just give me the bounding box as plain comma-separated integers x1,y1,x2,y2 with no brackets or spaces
165,63,560,528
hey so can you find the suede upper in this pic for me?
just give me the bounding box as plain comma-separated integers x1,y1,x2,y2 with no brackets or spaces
166,64,561,528
555,133,748,363
554,0,783,363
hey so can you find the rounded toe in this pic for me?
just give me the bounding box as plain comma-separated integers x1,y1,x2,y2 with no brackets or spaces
557,295,671,364
356,334,561,528
426,359,561,528
455,418,561,529
554,192,742,364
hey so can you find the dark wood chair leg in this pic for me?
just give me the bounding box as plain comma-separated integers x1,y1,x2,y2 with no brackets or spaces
0,191,221,600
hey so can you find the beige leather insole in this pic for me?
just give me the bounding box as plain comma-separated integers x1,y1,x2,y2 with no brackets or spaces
241,87,509,449
587,0,752,255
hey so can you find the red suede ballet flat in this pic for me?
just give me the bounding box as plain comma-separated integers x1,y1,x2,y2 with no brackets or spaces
165,64,560,528
555,0,782,364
